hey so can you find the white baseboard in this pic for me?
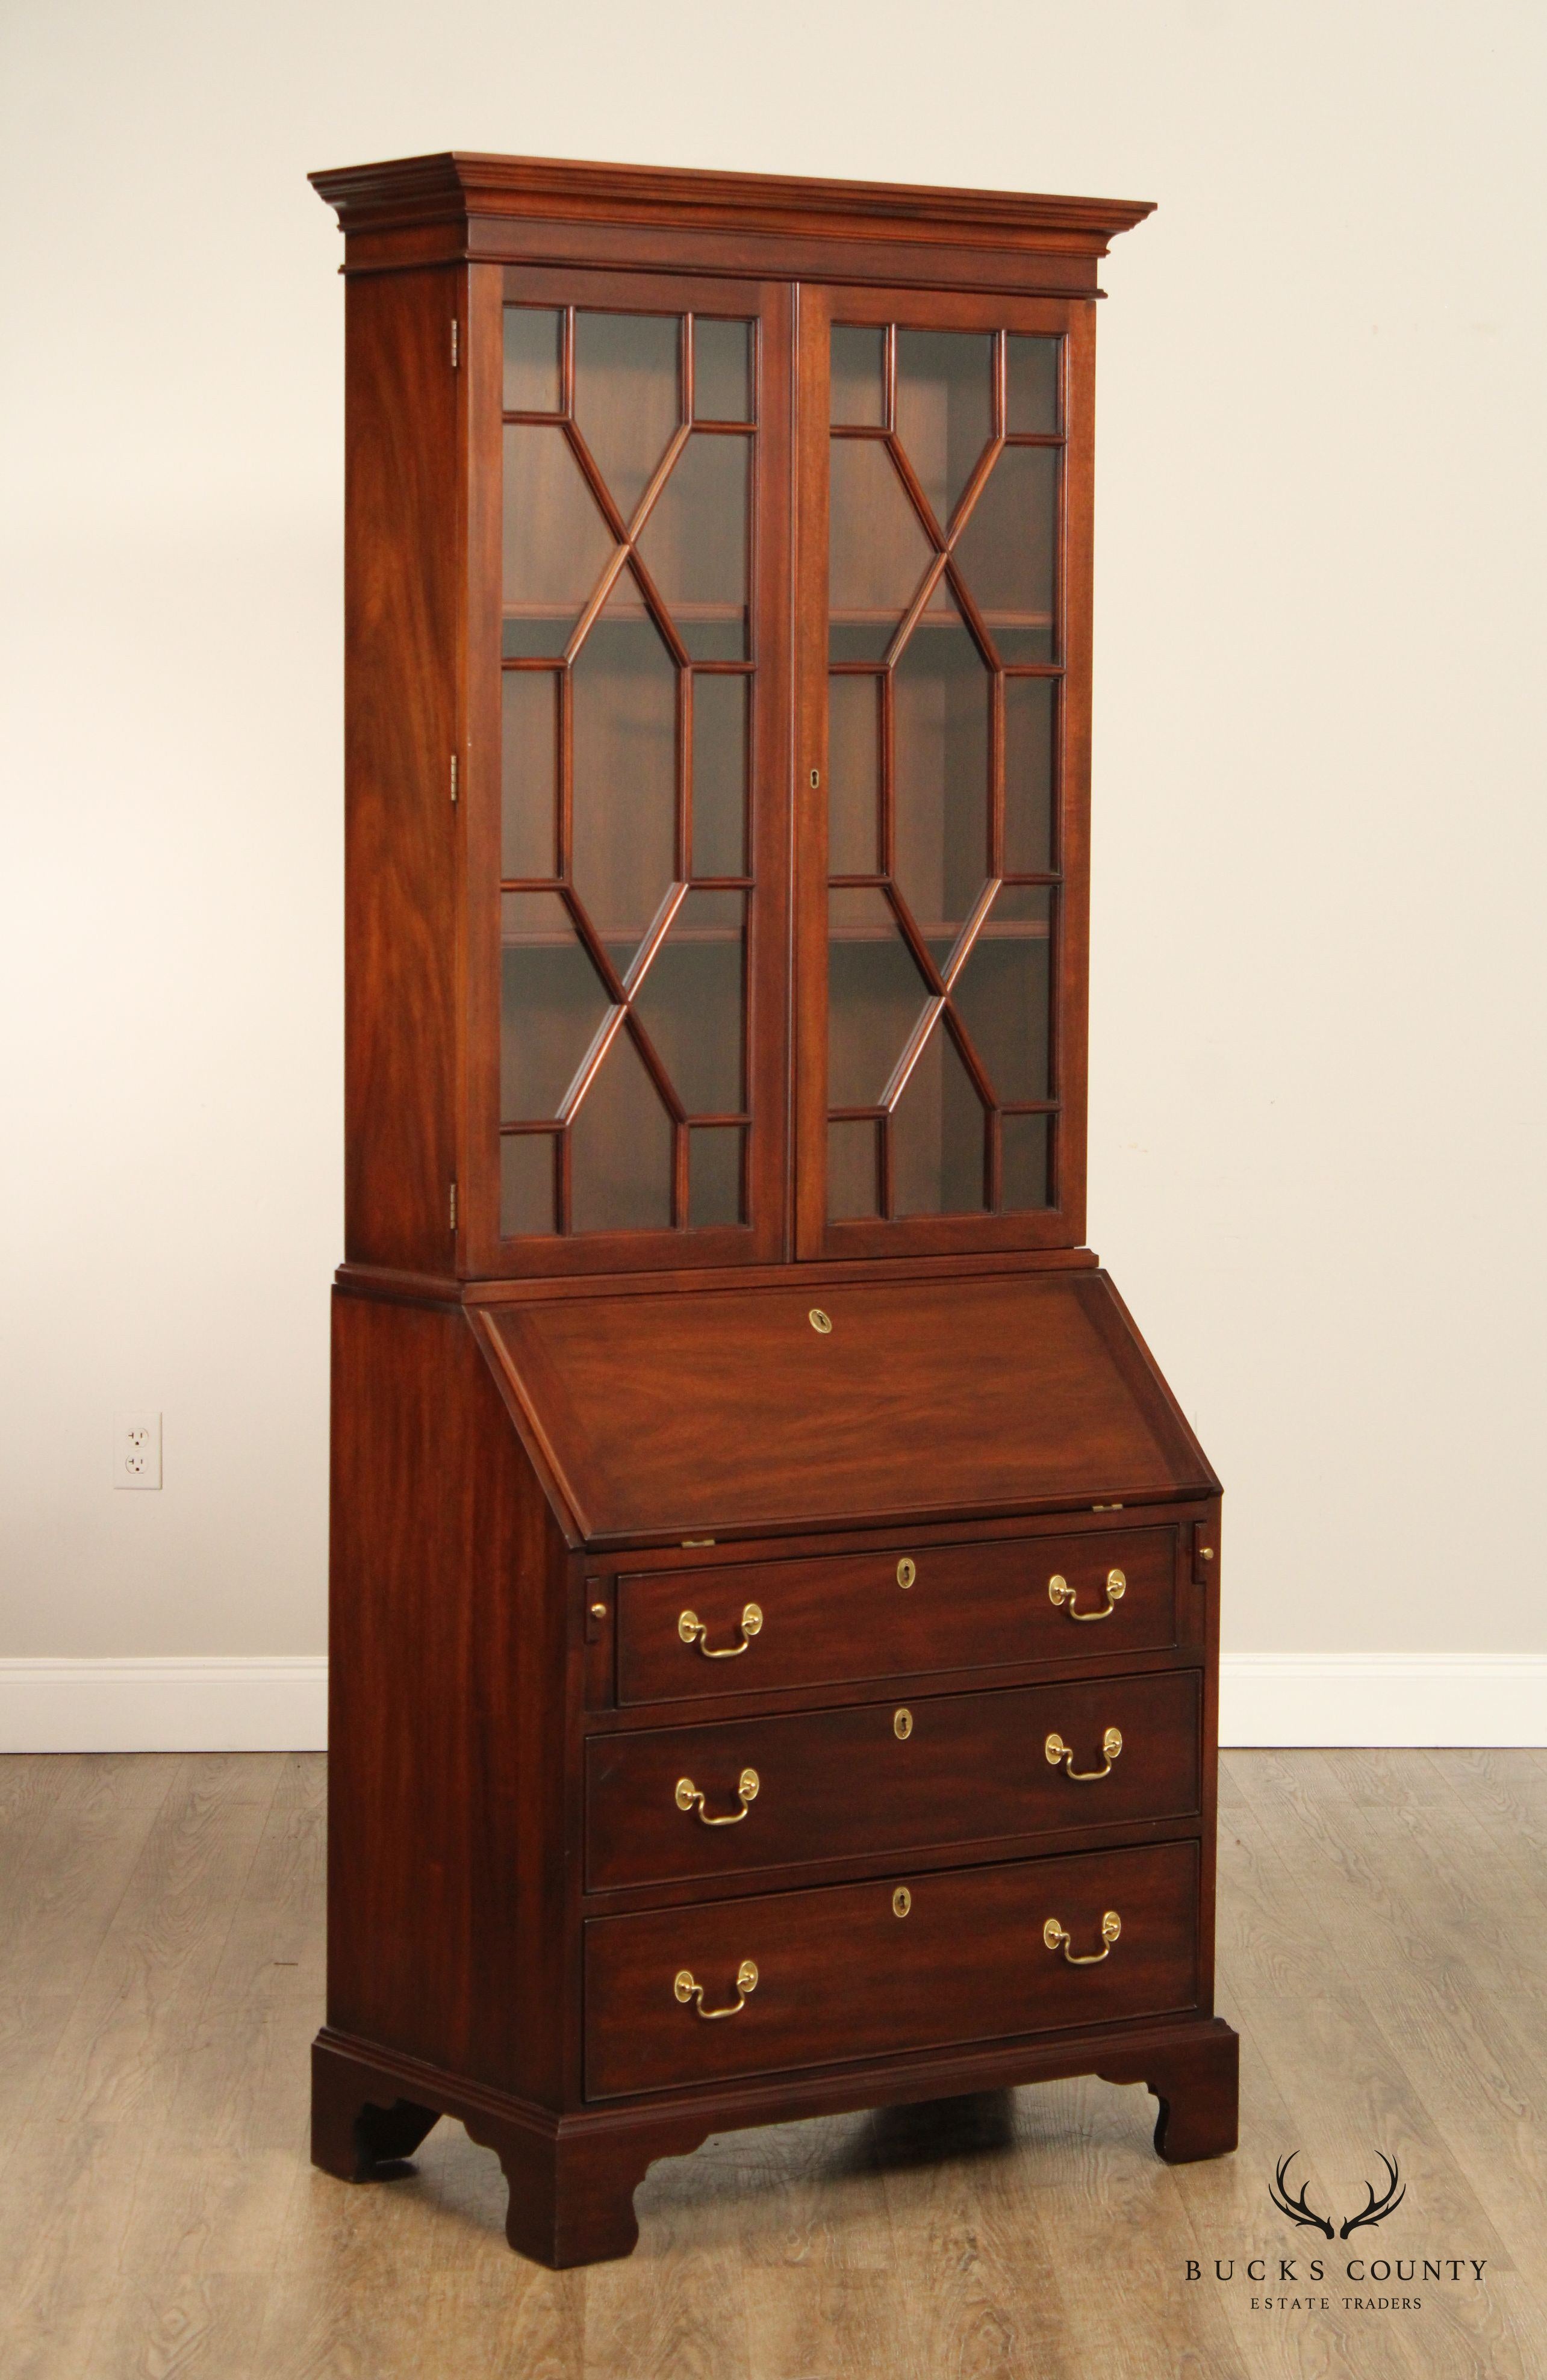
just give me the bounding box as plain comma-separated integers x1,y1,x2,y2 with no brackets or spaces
1220,1654,1547,1747
0,1653,1540,1755
0,1657,328,1753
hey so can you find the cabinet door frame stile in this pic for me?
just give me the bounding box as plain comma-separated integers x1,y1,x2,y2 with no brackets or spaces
462,261,794,1279
793,282,1094,1261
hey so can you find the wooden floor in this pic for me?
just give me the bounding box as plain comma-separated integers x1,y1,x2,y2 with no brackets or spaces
1,1750,1545,2377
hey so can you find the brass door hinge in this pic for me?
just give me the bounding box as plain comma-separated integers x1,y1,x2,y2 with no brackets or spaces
450,753,459,804
449,1180,458,1232
450,316,459,368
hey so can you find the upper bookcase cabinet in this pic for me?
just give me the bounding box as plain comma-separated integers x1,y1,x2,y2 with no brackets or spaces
310,154,1153,1281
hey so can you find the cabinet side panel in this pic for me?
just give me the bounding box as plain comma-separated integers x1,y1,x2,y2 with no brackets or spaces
343,269,461,1270
328,1290,569,2101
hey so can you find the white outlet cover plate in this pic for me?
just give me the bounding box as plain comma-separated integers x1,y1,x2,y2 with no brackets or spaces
116,1413,162,1490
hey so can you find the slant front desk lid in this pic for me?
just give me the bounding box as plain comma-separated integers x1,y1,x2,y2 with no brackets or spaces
474,1269,1218,1549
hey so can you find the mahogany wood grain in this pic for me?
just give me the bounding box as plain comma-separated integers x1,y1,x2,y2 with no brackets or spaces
312,152,1229,2275
327,1289,573,2100
584,1839,1200,2098
585,1667,1201,1891
613,1526,1178,1707
478,1269,1216,1545
341,269,462,1274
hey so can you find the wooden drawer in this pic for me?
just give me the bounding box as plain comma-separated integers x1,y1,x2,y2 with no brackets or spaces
584,1839,1199,2099
585,1668,1200,1891
614,1526,1177,1706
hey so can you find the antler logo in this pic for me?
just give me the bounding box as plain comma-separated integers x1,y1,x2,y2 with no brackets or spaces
1269,2152,1405,2240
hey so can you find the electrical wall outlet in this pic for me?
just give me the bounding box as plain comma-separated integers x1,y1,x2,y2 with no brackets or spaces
115,1413,162,1490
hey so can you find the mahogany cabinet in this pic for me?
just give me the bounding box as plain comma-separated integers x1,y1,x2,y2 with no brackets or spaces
308,150,1238,2269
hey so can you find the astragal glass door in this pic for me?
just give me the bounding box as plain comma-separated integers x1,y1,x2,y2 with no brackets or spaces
475,269,789,1274
797,287,1092,1258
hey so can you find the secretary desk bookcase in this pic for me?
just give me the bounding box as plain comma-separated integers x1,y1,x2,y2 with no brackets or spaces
309,150,1238,2269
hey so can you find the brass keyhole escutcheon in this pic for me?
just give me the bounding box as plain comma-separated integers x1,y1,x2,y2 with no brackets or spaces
894,1707,913,1740
809,768,821,789
809,1308,833,1335
896,1557,916,1589
892,1887,912,1918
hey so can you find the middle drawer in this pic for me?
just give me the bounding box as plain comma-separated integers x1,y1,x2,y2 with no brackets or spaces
585,1667,1201,1892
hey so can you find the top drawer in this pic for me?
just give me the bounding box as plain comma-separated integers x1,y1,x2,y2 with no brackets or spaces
615,1526,1178,1705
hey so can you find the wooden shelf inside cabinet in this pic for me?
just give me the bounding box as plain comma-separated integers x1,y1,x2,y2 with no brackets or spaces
312,148,1232,2277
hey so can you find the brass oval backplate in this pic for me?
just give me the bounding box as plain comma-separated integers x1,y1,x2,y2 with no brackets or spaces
808,1308,833,1335
894,1707,913,1740
892,1886,912,1918
896,1556,916,1589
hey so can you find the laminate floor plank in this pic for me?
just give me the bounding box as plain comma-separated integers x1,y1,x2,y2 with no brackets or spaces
1228,1757,1547,2375
0,1755,283,2380
5,1750,1547,2377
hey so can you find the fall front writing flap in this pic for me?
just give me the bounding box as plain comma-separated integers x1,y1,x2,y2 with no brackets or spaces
473,1267,1217,1549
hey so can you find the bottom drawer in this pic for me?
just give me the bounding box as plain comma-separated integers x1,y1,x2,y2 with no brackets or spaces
584,1838,1199,2099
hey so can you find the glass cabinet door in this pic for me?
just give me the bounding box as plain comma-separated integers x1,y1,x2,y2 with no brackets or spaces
805,290,1087,1255
489,275,786,1264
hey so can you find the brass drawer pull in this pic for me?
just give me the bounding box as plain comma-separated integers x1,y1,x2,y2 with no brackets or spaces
678,1602,762,1658
1048,1567,1126,1622
674,1959,758,2019
1044,1911,1122,1965
675,1768,759,1826
1045,1726,1122,1780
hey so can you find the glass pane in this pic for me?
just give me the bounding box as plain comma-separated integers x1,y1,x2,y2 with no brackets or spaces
1001,1111,1051,1211
571,573,676,960
951,885,1052,1104
895,331,993,529
892,597,989,943
1007,335,1060,435
691,676,747,877
502,424,615,658
829,440,932,663
570,1026,673,1233
689,1126,743,1227
830,326,884,426
501,671,557,879
827,887,930,1109
632,890,745,1117
573,311,680,521
500,893,611,1120
1004,677,1056,875
694,320,752,422
636,433,749,660
892,1027,986,1216
827,674,880,876
503,306,561,412
827,1118,879,1220
953,445,1058,663
500,1134,556,1236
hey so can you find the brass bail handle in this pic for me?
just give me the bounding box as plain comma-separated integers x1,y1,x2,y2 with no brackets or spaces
675,1768,759,1826
1043,1911,1122,1966
674,1959,758,2019
679,1602,763,1658
1045,1726,1123,1781
1048,1568,1126,1623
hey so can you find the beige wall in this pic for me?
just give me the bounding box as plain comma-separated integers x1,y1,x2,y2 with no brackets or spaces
2,0,1543,1677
